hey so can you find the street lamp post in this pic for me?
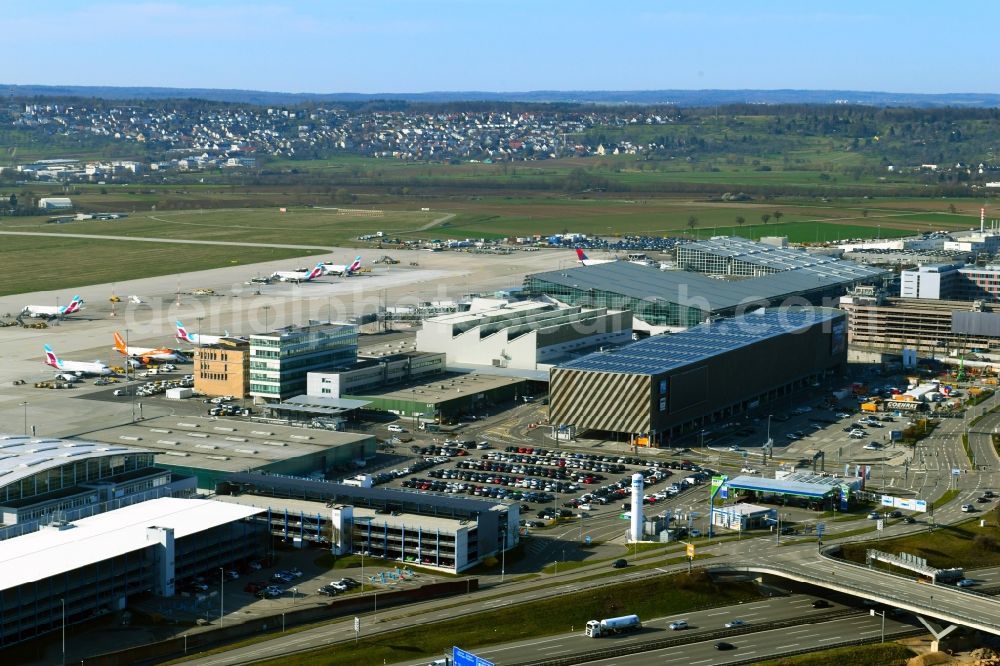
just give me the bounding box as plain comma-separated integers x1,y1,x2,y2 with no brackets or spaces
500,528,506,584
871,608,886,643
20,402,28,437
60,597,65,665
219,567,224,625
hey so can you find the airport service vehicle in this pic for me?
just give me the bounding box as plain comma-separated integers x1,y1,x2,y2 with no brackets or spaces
271,262,325,283
113,332,188,364
585,614,642,637
322,256,363,276
21,295,84,320
43,345,112,377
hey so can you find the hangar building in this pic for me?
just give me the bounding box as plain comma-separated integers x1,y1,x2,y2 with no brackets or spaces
548,308,847,445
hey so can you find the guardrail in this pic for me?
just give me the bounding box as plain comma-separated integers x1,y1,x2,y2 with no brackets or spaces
506,609,873,666
721,557,1000,634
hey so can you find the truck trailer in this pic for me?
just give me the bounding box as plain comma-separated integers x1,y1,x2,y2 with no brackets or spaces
585,614,642,637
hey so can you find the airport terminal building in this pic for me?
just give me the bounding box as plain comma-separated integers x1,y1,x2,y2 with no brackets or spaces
548,308,847,445
0,435,195,529
415,300,632,371
0,498,264,648
522,260,886,329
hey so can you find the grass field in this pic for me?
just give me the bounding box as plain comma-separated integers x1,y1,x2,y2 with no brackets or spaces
839,508,1000,569
0,190,992,295
250,571,758,666
0,235,313,297
749,642,915,666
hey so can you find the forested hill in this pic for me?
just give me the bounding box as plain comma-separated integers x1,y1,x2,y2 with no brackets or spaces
3,84,1000,107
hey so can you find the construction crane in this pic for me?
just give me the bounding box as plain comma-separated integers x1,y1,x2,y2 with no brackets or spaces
956,354,967,382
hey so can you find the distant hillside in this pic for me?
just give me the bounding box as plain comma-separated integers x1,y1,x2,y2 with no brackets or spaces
4,84,1000,108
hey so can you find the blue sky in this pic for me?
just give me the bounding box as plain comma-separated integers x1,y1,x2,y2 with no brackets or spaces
5,2,997,94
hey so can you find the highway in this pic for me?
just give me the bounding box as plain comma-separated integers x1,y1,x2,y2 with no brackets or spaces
171,389,1000,666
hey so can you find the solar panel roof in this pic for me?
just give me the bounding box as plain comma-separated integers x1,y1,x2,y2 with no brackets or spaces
555,307,841,375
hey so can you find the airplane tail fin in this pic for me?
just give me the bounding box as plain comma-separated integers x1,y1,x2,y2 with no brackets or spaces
307,263,324,280
175,320,192,342
113,331,127,354
63,295,83,314
349,256,362,272
43,344,60,368
575,248,588,262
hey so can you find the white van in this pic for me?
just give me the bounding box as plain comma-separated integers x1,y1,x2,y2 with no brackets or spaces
387,424,406,433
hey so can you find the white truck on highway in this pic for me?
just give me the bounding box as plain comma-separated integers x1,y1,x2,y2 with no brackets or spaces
585,614,642,637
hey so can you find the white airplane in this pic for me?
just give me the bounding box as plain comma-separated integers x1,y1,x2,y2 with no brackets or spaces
21,295,84,319
44,344,112,376
113,332,188,364
575,248,616,266
175,319,244,345
271,263,326,283
323,256,363,276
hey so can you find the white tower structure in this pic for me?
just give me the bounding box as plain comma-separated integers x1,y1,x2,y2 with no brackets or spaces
629,472,644,541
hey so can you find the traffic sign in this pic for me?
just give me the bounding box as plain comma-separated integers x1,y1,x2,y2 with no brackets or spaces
952,468,961,476
454,646,494,666
816,522,826,536
354,617,360,632
686,543,696,559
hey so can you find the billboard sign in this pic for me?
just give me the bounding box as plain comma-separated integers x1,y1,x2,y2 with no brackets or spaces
884,399,921,412
881,494,928,512
890,430,903,441
454,647,494,666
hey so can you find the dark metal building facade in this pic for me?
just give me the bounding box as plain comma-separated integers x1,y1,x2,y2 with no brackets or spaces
549,308,847,444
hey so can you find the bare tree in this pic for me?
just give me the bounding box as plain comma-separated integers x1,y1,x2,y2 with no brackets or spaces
687,215,699,234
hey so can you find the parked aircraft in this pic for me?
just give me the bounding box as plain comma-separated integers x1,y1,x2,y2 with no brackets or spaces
575,248,616,266
21,295,84,319
43,344,112,376
175,320,237,345
113,332,188,363
323,256,363,276
270,263,325,283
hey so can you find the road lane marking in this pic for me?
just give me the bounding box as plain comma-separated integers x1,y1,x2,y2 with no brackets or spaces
776,644,800,649
818,636,842,642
